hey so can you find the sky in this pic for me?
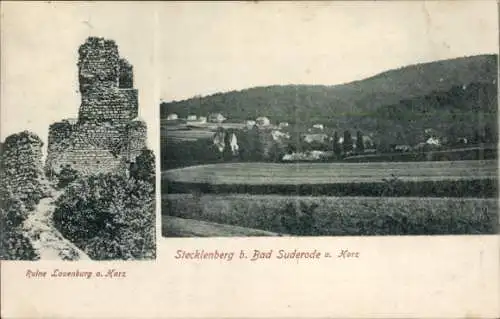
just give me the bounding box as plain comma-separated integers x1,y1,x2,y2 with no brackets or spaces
1,1,498,150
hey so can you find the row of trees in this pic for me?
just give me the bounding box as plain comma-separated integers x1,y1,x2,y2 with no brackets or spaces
332,130,366,155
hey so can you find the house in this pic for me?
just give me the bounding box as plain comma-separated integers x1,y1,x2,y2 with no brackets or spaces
278,122,289,129
186,115,207,126
282,150,329,161
271,130,290,142
166,113,178,120
426,137,440,145
198,116,207,124
303,133,329,144
245,120,256,128
256,116,271,127
208,113,226,123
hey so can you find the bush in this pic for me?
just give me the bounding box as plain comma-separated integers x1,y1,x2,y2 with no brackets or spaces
57,165,80,189
0,230,40,260
275,201,319,235
0,185,29,228
130,148,155,185
0,185,39,260
53,173,155,260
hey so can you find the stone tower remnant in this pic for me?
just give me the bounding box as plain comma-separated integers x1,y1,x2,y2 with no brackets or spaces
45,37,147,176
0,131,49,209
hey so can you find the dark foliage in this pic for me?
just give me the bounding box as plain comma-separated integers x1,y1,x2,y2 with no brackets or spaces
0,185,39,260
0,230,39,260
130,148,155,185
53,173,155,260
356,131,364,153
164,178,497,198
343,130,353,153
57,165,80,189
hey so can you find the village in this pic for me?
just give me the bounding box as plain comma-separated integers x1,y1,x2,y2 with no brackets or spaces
162,110,472,165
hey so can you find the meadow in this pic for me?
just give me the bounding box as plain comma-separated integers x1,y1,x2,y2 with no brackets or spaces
163,194,498,236
163,160,497,185
162,160,498,235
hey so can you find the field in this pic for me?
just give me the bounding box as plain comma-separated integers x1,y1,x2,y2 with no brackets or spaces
163,194,498,236
161,122,246,142
162,160,498,236
162,129,214,142
163,160,497,185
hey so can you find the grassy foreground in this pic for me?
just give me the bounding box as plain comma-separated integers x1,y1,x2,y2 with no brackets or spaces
163,216,283,237
163,194,498,236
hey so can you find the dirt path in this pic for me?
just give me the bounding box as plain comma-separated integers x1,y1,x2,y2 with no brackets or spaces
23,190,91,260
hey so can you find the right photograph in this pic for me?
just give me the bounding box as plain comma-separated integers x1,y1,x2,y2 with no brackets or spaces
160,2,498,238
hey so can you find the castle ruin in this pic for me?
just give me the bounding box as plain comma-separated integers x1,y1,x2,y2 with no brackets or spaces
45,37,147,176
0,131,50,209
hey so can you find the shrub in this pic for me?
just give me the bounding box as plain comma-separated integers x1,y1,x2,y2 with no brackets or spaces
0,185,39,260
57,165,80,189
0,185,29,227
130,148,155,186
53,173,155,260
0,230,40,260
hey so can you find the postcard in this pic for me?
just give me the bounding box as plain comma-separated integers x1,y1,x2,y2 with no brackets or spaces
1,1,499,318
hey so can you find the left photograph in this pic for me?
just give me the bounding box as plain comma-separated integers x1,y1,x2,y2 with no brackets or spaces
0,36,156,260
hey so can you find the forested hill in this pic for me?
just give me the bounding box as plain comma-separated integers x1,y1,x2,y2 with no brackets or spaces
160,54,497,126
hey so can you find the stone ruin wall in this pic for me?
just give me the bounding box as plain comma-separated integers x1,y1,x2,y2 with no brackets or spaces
125,120,148,161
46,119,147,175
45,121,128,175
77,38,120,95
79,87,138,123
0,131,49,208
45,37,147,177
77,38,137,123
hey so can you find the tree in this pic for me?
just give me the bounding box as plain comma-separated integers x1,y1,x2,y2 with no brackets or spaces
356,131,365,153
269,142,285,162
222,130,234,161
332,131,341,157
343,130,353,153
246,126,263,161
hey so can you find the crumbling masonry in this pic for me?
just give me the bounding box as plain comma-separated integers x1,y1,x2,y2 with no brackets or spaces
0,131,50,209
45,37,147,176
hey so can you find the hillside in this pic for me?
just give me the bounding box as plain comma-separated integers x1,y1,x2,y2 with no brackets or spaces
160,54,498,129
